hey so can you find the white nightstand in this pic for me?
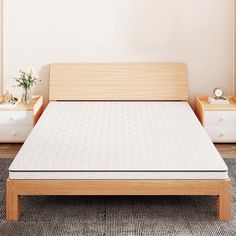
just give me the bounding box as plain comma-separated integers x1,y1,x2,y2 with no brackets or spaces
195,96,236,143
0,95,43,143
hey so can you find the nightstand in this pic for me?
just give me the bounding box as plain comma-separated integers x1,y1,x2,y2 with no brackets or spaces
0,95,43,143
195,96,236,143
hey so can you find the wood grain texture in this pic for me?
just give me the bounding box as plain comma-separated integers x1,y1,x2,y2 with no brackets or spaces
0,96,43,112
195,96,204,125
215,144,236,158
217,179,231,221
6,178,231,221
6,179,20,221
196,96,236,111
0,143,22,158
33,105,43,126
7,179,226,196
49,63,188,101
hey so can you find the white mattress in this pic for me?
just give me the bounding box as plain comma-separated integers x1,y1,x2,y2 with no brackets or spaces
9,102,228,179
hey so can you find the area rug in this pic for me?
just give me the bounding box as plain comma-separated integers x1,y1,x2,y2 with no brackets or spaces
0,158,236,236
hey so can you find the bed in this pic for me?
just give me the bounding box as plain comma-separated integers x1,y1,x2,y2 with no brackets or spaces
6,63,231,221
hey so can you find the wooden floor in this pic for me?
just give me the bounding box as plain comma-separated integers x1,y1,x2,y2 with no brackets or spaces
0,143,236,158
0,144,23,158
215,144,236,158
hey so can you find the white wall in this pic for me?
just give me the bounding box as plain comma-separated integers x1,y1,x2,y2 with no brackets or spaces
235,0,236,96
0,0,3,96
4,0,234,104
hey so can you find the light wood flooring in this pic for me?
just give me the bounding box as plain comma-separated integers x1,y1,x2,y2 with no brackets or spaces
0,144,23,158
0,143,236,159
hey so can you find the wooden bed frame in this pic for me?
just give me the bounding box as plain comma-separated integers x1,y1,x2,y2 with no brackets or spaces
6,63,231,221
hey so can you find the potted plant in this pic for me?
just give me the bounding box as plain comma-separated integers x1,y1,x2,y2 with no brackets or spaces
13,69,40,105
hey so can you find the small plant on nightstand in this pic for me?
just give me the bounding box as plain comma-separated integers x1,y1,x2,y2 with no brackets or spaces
13,69,41,105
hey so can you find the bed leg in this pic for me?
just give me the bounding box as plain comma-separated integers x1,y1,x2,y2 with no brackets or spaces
6,179,20,221
217,179,231,221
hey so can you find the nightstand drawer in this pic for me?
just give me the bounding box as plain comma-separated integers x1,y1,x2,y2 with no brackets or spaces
205,126,236,141
0,111,33,125
0,125,32,142
204,111,236,126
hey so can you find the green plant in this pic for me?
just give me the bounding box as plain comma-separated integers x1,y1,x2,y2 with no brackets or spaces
13,69,40,89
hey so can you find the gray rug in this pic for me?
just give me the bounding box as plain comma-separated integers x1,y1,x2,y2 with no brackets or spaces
0,159,236,236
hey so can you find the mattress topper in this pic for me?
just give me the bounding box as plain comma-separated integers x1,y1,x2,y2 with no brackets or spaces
9,101,228,173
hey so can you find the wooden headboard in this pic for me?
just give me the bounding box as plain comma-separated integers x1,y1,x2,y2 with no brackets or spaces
49,63,188,101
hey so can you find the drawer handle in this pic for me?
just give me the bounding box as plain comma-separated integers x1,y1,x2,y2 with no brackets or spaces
11,131,17,136
219,117,224,122
220,132,225,137
9,117,14,121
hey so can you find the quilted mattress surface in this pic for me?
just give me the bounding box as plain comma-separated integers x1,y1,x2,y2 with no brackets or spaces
9,101,228,179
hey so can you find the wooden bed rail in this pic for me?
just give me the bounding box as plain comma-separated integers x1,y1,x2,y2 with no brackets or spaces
6,178,231,221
